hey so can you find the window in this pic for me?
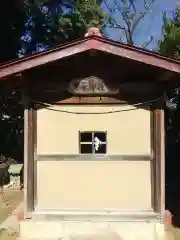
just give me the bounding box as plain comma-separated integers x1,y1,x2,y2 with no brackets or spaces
79,131,107,154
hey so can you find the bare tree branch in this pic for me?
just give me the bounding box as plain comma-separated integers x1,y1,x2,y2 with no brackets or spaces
131,0,154,36
103,0,114,13
108,21,126,31
104,0,127,31
142,35,153,48
129,0,136,13
104,0,156,48
131,12,146,35
113,0,130,12
144,0,155,11
121,12,133,44
111,0,134,44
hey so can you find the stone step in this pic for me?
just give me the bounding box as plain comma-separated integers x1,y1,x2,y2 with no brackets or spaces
17,238,61,240
17,232,125,240
19,220,64,239
19,220,166,240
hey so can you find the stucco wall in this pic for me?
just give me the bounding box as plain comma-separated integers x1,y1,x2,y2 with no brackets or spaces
37,105,151,155
36,104,152,211
36,160,151,211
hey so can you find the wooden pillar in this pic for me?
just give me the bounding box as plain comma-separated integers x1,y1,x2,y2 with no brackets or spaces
152,96,165,216
24,98,35,217
159,104,165,215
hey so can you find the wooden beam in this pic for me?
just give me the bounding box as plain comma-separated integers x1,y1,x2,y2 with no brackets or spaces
157,71,174,82
159,102,165,215
151,97,165,215
33,109,37,209
150,110,155,211
24,96,35,217
97,41,180,73
56,96,127,104
0,41,89,79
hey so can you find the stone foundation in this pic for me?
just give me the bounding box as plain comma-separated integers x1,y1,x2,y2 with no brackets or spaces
19,220,166,240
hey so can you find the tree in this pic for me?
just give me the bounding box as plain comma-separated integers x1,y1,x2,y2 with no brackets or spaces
158,10,180,57
0,0,26,63
0,0,26,161
104,0,155,47
158,9,180,149
0,84,24,161
22,0,107,53
158,9,180,218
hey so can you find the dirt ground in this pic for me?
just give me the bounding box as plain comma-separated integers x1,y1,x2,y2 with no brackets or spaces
0,228,18,240
0,190,23,225
0,190,23,240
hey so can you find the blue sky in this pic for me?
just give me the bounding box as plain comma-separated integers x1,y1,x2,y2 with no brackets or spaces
103,0,178,50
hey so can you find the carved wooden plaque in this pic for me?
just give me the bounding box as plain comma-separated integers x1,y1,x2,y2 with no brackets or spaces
68,76,119,95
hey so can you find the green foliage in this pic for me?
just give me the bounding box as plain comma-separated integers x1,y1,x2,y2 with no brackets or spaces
57,0,107,40
158,10,180,144
158,9,180,214
158,11,180,142
0,155,16,166
158,10,180,57
0,1,25,161
23,0,107,52
0,0,26,62
0,155,17,187
0,83,24,161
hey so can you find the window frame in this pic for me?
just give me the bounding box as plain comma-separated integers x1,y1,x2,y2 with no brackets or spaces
79,131,107,155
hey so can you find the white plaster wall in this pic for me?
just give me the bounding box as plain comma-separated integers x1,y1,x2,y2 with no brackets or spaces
36,104,152,211
36,160,152,211
36,105,151,155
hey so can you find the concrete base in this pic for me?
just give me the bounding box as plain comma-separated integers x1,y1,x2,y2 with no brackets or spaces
18,219,166,240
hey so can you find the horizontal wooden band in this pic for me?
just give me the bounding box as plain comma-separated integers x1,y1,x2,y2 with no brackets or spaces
36,154,152,161
32,210,162,222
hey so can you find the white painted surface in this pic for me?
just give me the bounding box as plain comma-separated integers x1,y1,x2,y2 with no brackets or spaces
19,220,166,240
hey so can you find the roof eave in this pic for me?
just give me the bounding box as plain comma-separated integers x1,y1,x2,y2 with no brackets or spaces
0,35,180,80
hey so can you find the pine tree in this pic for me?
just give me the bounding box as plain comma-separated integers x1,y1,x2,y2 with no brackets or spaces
158,10,180,57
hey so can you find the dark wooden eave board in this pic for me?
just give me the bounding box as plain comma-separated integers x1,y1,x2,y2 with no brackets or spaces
0,35,180,80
